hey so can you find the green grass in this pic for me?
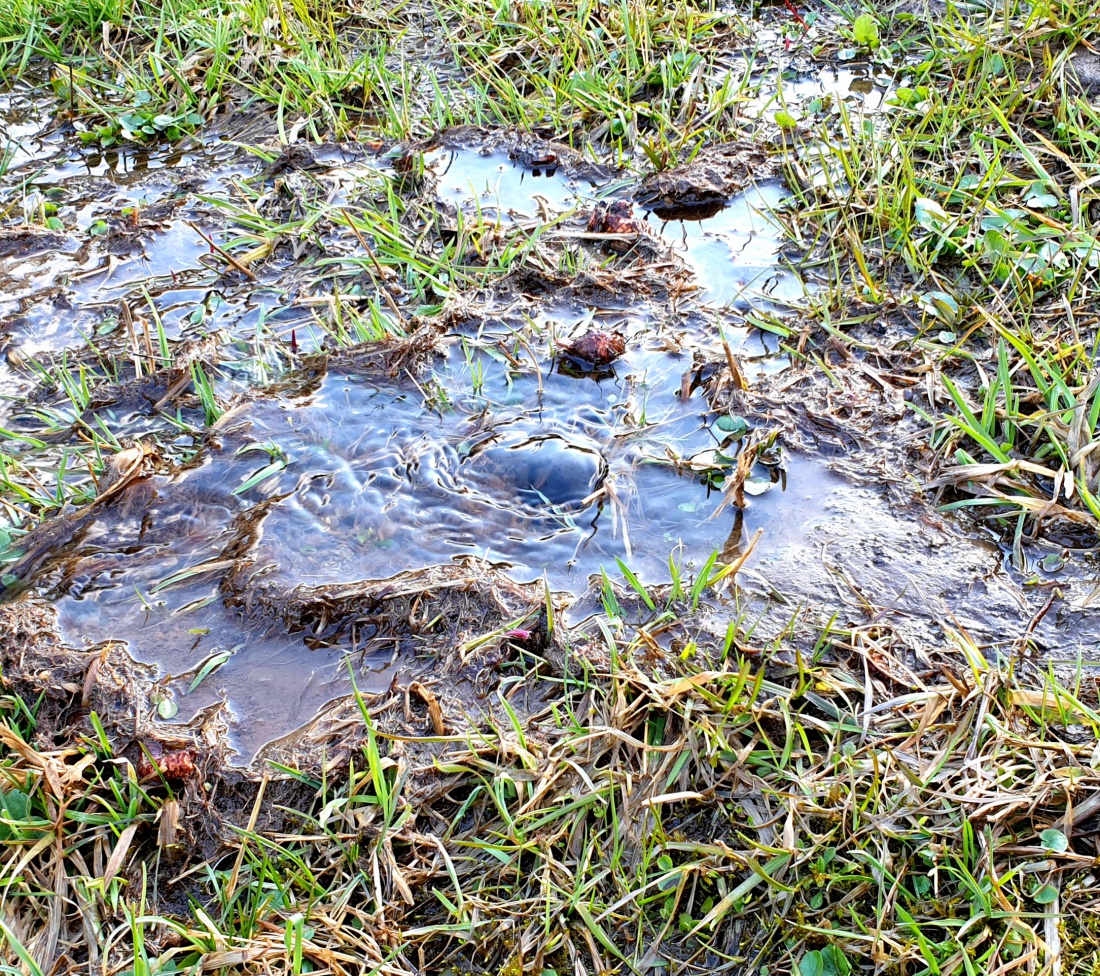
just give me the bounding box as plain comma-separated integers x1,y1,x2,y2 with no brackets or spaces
2,612,1099,975
434,0,756,151
3,0,392,137
1,0,778,148
782,0,1100,541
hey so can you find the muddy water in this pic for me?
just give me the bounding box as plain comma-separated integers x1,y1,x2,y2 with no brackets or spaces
426,146,804,306
1,89,816,753
5,67,1088,759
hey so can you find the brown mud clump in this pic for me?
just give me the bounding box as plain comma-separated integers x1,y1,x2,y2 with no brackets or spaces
558,328,626,369
586,199,644,251
635,141,777,219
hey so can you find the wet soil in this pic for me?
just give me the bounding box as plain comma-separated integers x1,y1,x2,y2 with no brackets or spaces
636,142,777,218
2,55,1096,766
1069,50,1100,97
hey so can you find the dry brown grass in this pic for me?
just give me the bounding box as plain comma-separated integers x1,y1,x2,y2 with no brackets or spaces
2,598,1099,976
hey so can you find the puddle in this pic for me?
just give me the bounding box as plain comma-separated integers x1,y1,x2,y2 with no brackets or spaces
20,353,806,755
770,63,894,115
0,83,66,172
38,353,777,588
0,140,276,403
0,219,216,378
30,348,1087,757
713,53,895,119
428,147,604,215
428,145,803,311
39,489,396,758
644,182,803,309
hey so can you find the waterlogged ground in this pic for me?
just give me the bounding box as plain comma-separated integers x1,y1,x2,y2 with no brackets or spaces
1,51,1096,760
8,1,1100,973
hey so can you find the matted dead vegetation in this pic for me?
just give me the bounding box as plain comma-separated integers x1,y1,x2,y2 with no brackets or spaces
3,596,1100,975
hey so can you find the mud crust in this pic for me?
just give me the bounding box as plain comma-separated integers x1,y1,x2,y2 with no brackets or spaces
635,142,779,218
0,228,70,258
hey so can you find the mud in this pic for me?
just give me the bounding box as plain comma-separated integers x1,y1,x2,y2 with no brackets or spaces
1,335,783,758
636,142,778,218
1069,50,1100,97
2,49,1097,766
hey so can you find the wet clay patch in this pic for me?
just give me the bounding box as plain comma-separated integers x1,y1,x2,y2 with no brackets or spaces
709,355,1098,663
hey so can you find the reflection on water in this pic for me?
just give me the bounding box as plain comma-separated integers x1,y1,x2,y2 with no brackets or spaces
427,148,602,214
644,181,802,308
2,47,1086,770
427,146,802,310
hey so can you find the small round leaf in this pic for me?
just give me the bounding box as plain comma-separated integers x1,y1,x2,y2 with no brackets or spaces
1039,554,1065,573
1033,884,1059,904
716,414,750,436
1040,828,1068,853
